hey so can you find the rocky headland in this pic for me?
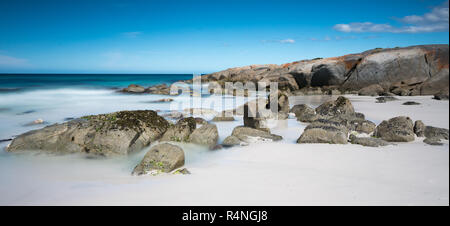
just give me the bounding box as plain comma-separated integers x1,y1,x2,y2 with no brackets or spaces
121,45,449,99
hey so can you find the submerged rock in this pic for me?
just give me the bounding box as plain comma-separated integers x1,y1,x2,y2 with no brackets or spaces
188,123,219,149
161,111,184,120
424,126,449,140
374,116,415,142
433,92,449,100
402,101,421,105
0,138,13,143
16,110,36,115
375,96,398,103
194,117,207,125
24,119,45,126
212,116,235,122
355,112,365,119
230,126,282,145
222,135,242,147
132,143,185,176
145,84,172,95
184,108,218,116
121,84,146,93
6,110,170,157
423,138,443,146
349,135,389,147
146,98,174,103
173,168,191,175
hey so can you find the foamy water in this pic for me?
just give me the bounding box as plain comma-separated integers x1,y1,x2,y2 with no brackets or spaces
0,89,448,205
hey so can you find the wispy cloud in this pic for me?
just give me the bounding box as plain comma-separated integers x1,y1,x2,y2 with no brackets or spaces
262,39,295,44
333,0,449,33
122,31,142,38
0,55,29,67
279,39,295,44
309,36,358,41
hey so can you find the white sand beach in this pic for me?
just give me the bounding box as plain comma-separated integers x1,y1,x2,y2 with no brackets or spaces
0,94,448,206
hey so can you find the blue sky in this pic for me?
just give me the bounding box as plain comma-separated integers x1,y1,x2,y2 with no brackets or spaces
0,0,448,73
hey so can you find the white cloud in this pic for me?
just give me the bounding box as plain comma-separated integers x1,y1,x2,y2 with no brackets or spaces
122,31,142,38
334,0,449,33
333,22,393,33
279,39,295,44
262,39,296,44
310,36,358,41
0,55,28,67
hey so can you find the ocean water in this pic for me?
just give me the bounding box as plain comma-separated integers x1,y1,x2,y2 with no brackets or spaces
0,74,193,92
0,74,193,139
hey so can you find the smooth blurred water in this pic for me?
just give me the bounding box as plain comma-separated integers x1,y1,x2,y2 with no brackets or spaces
0,74,193,92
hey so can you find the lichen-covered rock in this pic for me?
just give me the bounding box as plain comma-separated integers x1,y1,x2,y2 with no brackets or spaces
243,101,271,130
355,112,365,119
267,90,290,119
315,96,355,119
349,135,389,147
188,124,219,149
160,117,196,142
145,84,171,95
376,96,399,103
414,120,426,137
191,45,448,95
231,126,282,143
419,69,449,95
310,63,347,87
423,138,443,146
6,110,170,156
424,126,449,140
173,168,191,175
121,84,145,93
290,104,319,122
147,98,174,103
433,92,449,100
327,115,375,134
222,135,242,147
184,108,218,116
194,117,207,125
161,111,184,120
212,116,235,122
351,119,377,134
391,87,410,96
132,143,185,176
297,119,348,144
358,84,384,96
374,116,415,142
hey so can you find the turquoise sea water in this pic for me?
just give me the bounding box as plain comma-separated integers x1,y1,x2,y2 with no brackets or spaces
0,74,193,92
0,74,194,141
